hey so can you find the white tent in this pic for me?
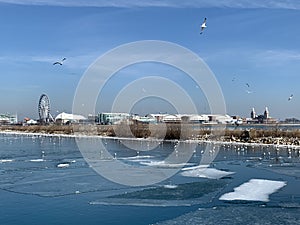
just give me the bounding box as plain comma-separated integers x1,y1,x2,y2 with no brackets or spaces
55,112,86,124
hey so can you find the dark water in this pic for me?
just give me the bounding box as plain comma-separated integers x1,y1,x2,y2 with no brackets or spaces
0,133,300,225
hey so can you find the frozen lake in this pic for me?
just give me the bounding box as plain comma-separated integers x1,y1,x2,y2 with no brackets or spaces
0,132,300,225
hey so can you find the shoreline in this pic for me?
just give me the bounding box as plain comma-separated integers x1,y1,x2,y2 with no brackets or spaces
1,126,300,149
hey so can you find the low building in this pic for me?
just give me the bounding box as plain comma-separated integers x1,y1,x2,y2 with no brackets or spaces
215,114,233,124
142,113,231,124
0,114,18,125
189,114,210,123
134,116,156,124
55,112,86,124
145,113,168,123
203,114,233,124
24,118,38,125
98,113,131,125
162,114,182,123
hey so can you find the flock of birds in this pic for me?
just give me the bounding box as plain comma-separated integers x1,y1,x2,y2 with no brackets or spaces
238,80,293,102
51,17,294,102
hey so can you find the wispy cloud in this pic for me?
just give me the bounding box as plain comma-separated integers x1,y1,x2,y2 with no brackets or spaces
0,53,98,70
203,47,300,65
0,0,299,9
254,49,300,63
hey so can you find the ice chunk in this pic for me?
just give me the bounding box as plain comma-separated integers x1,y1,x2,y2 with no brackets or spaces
181,165,210,171
0,159,13,163
219,179,287,202
163,184,178,189
57,163,70,168
140,160,193,168
29,159,45,162
123,155,153,160
181,165,234,179
89,199,192,207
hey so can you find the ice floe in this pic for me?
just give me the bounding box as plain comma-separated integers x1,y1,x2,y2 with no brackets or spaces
140,160,194,168
122,155,153,160
163,184,178,189
57,163,70,168
181,165,235,179
219,179,287,202
0,159,13,163
89,199,192,207
29,159,45,162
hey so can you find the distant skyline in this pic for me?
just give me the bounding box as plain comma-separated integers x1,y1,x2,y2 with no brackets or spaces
0,0,299,120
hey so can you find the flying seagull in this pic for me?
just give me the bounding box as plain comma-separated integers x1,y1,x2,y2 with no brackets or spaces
244,83,253,93
53,57,66,66
288,94,293,101
200,18,207,34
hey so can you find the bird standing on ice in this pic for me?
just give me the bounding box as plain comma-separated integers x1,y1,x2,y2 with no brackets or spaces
200,18,207,34
53,57,66,65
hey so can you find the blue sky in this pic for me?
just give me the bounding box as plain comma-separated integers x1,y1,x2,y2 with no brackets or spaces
0,0,300,120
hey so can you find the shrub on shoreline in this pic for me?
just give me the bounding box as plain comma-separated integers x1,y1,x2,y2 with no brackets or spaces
1,124,300,145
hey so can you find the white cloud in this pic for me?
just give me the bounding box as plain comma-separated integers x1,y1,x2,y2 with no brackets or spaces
254,49,300,64
203,47,300,68
0,0,299,9
0,53,97,70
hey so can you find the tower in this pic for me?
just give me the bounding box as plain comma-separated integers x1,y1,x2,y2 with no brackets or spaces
264,107,269,119
250,108,256,119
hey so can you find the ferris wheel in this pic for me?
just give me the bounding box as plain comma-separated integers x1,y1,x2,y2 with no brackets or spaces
38,94,51,124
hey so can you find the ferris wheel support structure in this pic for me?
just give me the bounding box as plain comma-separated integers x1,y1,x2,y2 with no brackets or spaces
38,94,54,124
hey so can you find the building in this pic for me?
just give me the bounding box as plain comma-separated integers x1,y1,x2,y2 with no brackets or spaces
251,108,256,119
187,114,209,123
264,107,269,119
0,114,18,125
145,113,168,123
24,118,38,125
213,114,233,124
134,116,156,124
55,112,86,124
96,112,235,125
248,107,277,124
98,113,131,125
161,114,182,123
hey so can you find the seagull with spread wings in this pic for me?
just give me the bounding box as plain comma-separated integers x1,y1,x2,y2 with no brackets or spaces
200,18,207,34
53,57,66,66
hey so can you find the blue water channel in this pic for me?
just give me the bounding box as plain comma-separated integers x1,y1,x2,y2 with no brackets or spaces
0,133,299,225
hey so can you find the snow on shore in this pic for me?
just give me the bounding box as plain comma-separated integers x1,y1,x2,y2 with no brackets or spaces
1,130,300,149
